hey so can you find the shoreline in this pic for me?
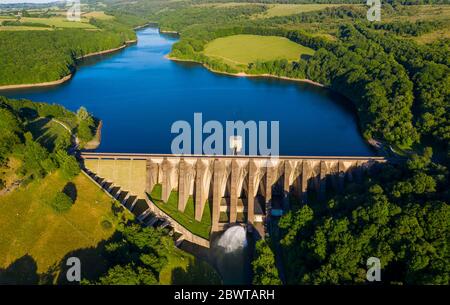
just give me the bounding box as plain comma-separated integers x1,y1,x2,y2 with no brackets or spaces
0,40,137,91
159,29,179,35
75,40,137,60
166,55,383,153
83,120,103,150
166,55,324,88
0,74,73,91
134,23,154,30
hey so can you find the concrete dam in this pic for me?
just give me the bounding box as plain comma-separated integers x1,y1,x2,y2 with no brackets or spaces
80,153,385,247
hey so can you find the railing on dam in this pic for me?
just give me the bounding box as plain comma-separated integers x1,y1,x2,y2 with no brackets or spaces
80,152,386,161
80,152,386,243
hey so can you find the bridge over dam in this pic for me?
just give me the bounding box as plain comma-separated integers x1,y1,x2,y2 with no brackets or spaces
80,153,385,247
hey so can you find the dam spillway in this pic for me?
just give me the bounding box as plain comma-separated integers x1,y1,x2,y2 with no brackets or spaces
80,152,385,246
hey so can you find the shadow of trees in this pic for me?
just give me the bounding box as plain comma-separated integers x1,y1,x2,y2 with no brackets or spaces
0,200,219,286
55,234,121,284
0,231,123,285
0,254,39,284
171,258,221,285
63,182,77,202
26,117,58,151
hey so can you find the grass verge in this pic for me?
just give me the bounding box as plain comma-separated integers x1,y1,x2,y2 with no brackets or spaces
0,171,119,283
148,184,211,240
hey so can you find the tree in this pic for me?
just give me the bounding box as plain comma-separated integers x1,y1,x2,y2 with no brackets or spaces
252,239,282,285
276,159,449,285
55,149,80,180
76,107,90,121
89,224,172,285
77,121,94,143
278,205,313,246
20,133,56,179
76,106,95,143
54,132,72,152
50,192,73,213
0,107,22,163
98,265,142,285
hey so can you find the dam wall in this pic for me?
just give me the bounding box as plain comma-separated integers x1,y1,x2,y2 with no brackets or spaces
81,153,385,241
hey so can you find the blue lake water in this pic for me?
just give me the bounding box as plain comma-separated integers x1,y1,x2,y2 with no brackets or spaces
4,27,373,156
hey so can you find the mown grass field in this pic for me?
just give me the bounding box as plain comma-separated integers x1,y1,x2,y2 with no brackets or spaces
149,184,211,240
385,4,450,22
193,2,259,8
413,29,450,44
0,14,101,31
0,168,218,284
203,34,315,69
20,17,97,29
252,3,352,19
399,5,450,44
82,11,114,20
0,26,53,31
0,171,118,283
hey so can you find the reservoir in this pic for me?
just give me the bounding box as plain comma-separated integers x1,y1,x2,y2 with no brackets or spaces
3,27,373,156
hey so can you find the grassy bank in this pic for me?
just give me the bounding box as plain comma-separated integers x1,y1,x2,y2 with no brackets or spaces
148,184,211,240
0,171,120,283
0,170,219,284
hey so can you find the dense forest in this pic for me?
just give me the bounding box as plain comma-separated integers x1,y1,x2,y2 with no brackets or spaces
0,13,142,86
0,96,99,189
272,148,449,284
123,1,449,284
0,0,448,285
84,225,175,284
164,5,449,153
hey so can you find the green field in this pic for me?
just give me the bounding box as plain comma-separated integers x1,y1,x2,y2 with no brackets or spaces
82,11,114,20
252,4,351,19
148,184,211,240
21,17,97,29
0,26,53,31
203,34,315,69
0,15,99,31
0,171,119,283
0,169,217,284
413,29,450,44
194,2,260,8
385,4,450,22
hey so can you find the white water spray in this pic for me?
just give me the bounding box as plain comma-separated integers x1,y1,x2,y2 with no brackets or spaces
217,226,247,253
